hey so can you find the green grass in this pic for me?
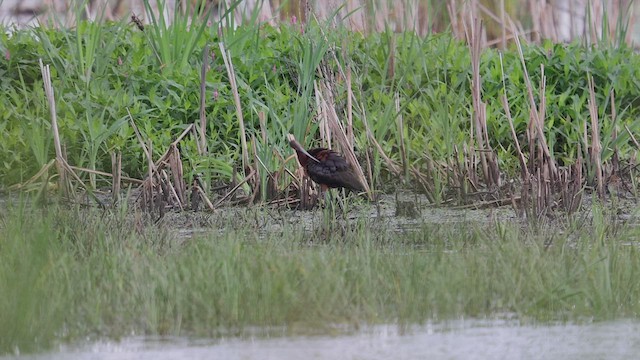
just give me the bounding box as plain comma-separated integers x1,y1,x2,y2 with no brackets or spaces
1,16,640,199
1,201,639,354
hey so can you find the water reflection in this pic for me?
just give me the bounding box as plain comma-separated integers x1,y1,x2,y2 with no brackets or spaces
7,319,640,360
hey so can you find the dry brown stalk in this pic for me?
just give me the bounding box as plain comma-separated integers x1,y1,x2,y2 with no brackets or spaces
314,80,332,148
318,81,371,197
395,92,407,179
249,134,260,204
167,144,186,204
214,168,256,208
346,64,354,146
357,102,402,176
587,74,604,197
610,89,619,175
145,139,154,213
512,22,557,179
128,108,196,211
501,94,529,179
160,168,184,211
625,125,640,149
219,42,249,172
111,151,122,204
197,44,209,155
466,16,500,188
128,108,156,174
39,58,70,196
8,160,55,191
193,183,215,211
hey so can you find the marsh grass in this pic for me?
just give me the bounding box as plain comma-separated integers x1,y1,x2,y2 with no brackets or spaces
1,201,640,354
2,4,640,215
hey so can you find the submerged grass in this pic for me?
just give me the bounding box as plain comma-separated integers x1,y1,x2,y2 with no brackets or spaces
1,201,640,354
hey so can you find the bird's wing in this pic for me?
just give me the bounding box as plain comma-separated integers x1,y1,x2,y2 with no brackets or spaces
306,150,364,191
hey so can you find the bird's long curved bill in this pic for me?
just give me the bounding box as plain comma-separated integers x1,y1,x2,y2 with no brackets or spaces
297,146,320,163
288,137,320,163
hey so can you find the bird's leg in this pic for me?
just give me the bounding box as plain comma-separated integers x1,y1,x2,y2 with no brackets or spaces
321,185,333,212
325,188,346,220
336,188,347,218
319,185,339,219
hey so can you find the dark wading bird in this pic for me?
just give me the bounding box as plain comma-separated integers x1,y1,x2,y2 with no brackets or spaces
288,135,365,195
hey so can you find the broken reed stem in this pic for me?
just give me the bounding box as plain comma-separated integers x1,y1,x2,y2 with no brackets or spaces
111,151,122,204
168,144,186,205
512,21,557,178
214,168,256,207
39,58,68,195
194,184,215,211
127,107,194,173
219,42,249,172
161,169,184,211
587,74,604,197
8,159,55,191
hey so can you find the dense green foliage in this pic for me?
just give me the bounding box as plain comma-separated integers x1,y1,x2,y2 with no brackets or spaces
1,202,639,354
1,19,639,191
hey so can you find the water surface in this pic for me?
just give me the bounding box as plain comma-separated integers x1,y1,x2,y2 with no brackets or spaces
7,319,640,360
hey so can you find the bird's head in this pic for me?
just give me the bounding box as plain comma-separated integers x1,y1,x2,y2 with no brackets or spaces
288,134,320,166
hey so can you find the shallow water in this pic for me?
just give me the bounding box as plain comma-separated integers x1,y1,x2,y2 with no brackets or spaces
7,319,640,360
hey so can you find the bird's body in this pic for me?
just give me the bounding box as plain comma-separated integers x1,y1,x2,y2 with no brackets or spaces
289,138,364,193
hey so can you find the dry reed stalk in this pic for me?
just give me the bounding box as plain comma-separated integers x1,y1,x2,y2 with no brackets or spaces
315,80,332,148
159,169,183,211
111,151,122,204
128,108,194,211
625,125,640,149
193,183,215,211
500,0,506,48
463,143,479,191
395,92,407,179
447,0,464,40
219,42,249,172
364,147,374,192
213,168,256,207
145,139,154,212
39,59,70,196
357,102,402,176
466,16,500,188
610,89,619,175
587,74,604,197
8,160,55,191
128,108,156,173
512,22,557,178
67,166,142,184
198,44,209,155
501,94,529,179
249,134,260,203
345,63,354,146
318,81,371,197
167,144,186,205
